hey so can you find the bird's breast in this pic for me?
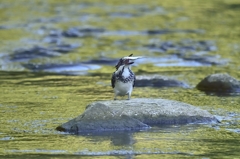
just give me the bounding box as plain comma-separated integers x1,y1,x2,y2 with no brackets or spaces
114,81,133,95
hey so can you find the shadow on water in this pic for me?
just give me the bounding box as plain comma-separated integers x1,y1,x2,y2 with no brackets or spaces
76,131,136,146
203,91,240,97
226,4,240,10
73,125,200,146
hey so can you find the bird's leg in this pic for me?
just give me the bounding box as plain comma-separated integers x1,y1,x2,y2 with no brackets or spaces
114,94,117,100
127,93,131,100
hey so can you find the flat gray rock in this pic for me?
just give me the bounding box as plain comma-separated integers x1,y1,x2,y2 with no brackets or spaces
56,98,218,134
56,103,149,133
196,73,240,92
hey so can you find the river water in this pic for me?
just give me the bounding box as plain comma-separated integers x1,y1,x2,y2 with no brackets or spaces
0,0,240,158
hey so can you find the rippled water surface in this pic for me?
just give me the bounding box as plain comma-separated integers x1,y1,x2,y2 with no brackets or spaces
1,0,240,158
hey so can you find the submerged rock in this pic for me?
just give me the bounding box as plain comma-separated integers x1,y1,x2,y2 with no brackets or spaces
22,63,101,75
135,75,189,88
50,43,80,53
62,27,105,38
82,58,119,66
56,98,218,134
196,73,240,93
11,43,80,62
11,46,58,62
144,39,228,66
145,29,204,35
181,54,227,65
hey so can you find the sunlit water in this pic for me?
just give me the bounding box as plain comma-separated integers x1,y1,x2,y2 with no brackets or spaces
1,0,240,158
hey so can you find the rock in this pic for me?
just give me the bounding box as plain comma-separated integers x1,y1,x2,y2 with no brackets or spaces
109,12,136,18
145,29,204,35
11,46,58,62
11,43,80,62
144,39,228,66
146,39,216,54
56,98,218,134
196,73,240,93
181,54,227,65
56,103,150,133
62,27,84,37
135,75,189,88
50,43,81,53
62,27,105,38
82,58,119,66
22,63,101,75
43,29,63,44
146,29,173,35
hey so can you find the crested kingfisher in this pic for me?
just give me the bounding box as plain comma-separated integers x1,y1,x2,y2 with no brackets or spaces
111,54,142,100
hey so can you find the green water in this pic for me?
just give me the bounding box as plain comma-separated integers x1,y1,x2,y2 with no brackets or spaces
1,0,240,158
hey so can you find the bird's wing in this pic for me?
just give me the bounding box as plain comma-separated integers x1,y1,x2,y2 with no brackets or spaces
111,72,116,88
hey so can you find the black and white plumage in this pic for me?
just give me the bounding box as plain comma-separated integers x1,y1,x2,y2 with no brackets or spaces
111,54,142,100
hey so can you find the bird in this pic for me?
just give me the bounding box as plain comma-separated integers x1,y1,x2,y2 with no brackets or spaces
111,54,142,100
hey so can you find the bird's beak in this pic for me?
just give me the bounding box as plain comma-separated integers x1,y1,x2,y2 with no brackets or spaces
122,56,144,60
123,56,143,65
115,55,144,69
122,56,143,65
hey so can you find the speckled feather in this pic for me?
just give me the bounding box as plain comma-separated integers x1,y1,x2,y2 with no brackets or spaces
111,67,136,88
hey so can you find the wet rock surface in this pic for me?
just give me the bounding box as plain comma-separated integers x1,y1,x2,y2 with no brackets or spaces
196,73,240,93
56,103,149,133
135,75,189,88
56,98,218,134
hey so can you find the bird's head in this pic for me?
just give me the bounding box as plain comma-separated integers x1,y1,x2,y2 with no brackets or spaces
115,54,143,70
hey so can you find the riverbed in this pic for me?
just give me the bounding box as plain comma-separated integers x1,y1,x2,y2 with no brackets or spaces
0,0,240,158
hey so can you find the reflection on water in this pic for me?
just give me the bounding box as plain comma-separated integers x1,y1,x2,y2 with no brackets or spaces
1,0,240,158
0,70,240,158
